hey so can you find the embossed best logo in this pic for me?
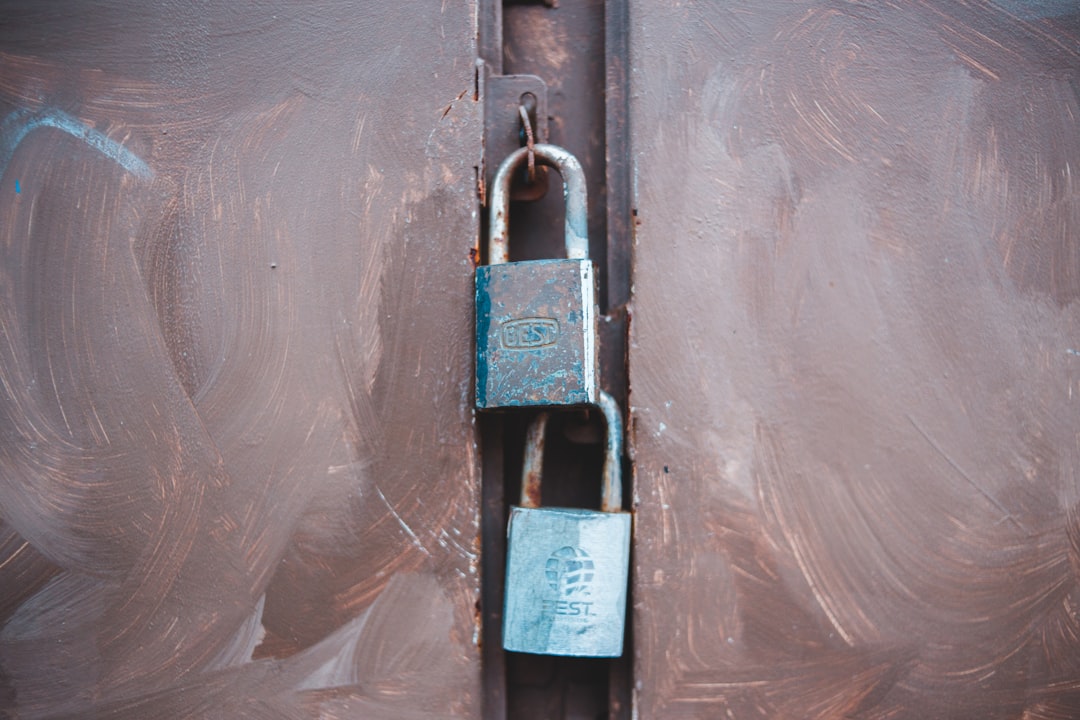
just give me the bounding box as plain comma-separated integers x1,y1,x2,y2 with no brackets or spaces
500,317,559,350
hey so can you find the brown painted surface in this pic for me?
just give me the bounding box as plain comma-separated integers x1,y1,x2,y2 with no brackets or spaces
628,1,1080,717
0,3,482,717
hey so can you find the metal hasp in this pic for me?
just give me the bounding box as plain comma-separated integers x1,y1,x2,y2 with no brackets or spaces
482,72,549,202
502,392,631,657
475,143,598,409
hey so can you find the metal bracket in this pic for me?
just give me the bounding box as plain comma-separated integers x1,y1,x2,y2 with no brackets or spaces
483,71,550,203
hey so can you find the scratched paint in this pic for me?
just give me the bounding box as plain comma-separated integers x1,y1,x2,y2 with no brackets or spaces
629,1,1080,717
0,2,482,717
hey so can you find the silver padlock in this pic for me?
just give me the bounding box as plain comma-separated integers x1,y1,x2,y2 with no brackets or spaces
502,391,631,657
475,143,598,409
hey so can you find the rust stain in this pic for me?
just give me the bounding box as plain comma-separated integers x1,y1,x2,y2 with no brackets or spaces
522,466,543,508
519,412,548,509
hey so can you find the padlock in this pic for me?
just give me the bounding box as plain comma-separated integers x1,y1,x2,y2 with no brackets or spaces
502,391,631,657
475,143,598,409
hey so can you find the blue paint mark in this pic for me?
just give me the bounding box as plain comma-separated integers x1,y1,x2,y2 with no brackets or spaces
990,0,1078,19
475,268,493,407
14,179,19,193
0,108,152,181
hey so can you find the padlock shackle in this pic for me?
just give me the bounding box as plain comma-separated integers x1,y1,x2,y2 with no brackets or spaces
519,412,549,509
518,391,623,512
488,143,589,266
597,391,623,513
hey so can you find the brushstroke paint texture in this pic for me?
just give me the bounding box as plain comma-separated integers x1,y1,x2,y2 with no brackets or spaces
0,1,482,717
629,1,1080,717
0,107,152,179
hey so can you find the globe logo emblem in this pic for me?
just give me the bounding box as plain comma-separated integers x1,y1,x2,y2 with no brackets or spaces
545,546,594,597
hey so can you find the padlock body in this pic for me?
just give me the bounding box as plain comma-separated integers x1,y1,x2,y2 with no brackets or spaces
503,506,630,657
476,259,597,409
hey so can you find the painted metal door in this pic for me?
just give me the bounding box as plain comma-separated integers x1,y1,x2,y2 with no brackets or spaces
627,2,1080,717
0,3,483,717
4,2,1080,718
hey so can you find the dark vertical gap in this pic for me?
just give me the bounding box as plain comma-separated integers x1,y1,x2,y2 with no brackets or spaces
603,4,634,716
478,1,506,717
481,416,508,720
604,0,631,314
478,0,503,72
